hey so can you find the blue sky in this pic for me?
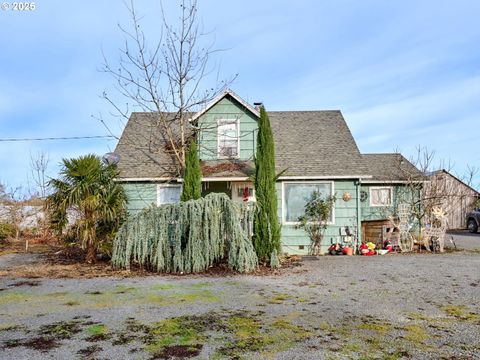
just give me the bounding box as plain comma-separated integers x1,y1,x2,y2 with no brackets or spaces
1,0,479,193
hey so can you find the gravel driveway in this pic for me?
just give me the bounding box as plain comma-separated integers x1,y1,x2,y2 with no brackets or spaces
1,250,479,360
447,230,480,251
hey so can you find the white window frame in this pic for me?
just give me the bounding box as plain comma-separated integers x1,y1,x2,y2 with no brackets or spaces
156,184,182,206
369,186,393,207
217,118,240,159
281,181,335,225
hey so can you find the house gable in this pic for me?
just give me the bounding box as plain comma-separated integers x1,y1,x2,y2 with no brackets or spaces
197,94,259,161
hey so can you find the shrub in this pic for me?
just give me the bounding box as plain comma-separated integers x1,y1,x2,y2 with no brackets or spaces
296,191,336,255
0,222,16,242
112,193,258,273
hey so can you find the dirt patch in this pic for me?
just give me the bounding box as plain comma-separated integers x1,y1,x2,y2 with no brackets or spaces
2,337,60,352
77,344,102,357
39,320,84,340
151,344,202,359
0,244,302,279
8,280,41,287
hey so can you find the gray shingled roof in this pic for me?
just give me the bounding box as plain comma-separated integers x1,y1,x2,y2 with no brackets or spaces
114,112,186,179
115,110,372,179
363,153,425,181
115,110,419,181
269,111,369,177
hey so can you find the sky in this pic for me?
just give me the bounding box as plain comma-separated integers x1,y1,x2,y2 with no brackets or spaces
1,0,479,194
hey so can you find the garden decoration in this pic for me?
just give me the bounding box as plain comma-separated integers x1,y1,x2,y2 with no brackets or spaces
385,203,414,252
342,192,352,202
328,243,345,255
397,203,415,252
421,207,447,252
112,193,258,274
360,242,376,256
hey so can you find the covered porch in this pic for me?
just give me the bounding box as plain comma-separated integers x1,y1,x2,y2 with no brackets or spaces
202,179,255,203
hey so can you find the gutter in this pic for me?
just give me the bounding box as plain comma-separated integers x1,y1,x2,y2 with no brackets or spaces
115,177,179,182
363,180,428,184
355,179,362,249
278,175,373,180
200,177,249,182
116,175,376,182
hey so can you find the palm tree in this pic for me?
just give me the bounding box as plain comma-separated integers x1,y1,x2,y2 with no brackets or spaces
47,154,127,263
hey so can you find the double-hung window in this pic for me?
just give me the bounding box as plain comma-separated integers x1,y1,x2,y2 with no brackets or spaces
283,182,334,224
369,186,392,207
157,184,182,206
217,119,239,158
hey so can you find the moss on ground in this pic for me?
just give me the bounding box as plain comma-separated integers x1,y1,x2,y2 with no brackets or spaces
0,283,223,316
440,305,480,321
87,324,108,336
403,324,428,343
268,292,292,304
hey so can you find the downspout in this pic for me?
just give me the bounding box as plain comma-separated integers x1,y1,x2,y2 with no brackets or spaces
356,179,362,251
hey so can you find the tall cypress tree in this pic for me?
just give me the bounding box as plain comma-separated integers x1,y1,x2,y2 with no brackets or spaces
253,106,281,263
181,139,202,201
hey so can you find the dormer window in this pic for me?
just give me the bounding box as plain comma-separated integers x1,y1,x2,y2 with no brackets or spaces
217,119,239,158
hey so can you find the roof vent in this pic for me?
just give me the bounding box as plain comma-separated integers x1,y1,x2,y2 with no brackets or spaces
253,102,263,111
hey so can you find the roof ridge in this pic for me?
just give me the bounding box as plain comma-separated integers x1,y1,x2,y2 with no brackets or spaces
363,153,402,156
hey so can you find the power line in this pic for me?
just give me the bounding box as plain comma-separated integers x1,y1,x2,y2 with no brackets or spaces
0,135,116,142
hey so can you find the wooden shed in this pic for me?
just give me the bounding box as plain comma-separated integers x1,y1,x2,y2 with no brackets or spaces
426,170,480,229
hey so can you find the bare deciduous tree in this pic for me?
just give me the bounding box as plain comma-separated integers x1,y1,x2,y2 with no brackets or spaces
392,146,479,232
29,150,50,199
28,151,51,239
101,0,233,176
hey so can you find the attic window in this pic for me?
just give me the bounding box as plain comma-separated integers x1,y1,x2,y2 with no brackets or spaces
217,119,239,158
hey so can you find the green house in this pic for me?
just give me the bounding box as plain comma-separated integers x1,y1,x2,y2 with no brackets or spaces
114,89,424,254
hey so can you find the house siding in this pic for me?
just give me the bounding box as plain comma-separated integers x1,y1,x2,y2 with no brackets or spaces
122,183,158,214
121,180,421,255
360,184,421,221
197,97,258,161
360,184,397,221
277,180,359,254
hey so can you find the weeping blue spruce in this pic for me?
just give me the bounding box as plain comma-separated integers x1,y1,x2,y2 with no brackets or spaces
112,193,258,273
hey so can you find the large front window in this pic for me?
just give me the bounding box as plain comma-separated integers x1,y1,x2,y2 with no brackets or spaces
217,119,239,158
283,182,334,223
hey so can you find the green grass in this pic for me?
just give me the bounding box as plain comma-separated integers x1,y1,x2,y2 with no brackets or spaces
150,284,175,291
0,292,31,305
403,324,428,343
440,305,480,321
87,324,108,336
146,316,206,354
268,292,292,304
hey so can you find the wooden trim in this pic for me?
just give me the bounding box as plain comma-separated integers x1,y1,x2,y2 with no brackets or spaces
190,89,260,121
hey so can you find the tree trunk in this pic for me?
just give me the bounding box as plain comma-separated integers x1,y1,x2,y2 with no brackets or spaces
86,239,97,263
86,227,97,264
